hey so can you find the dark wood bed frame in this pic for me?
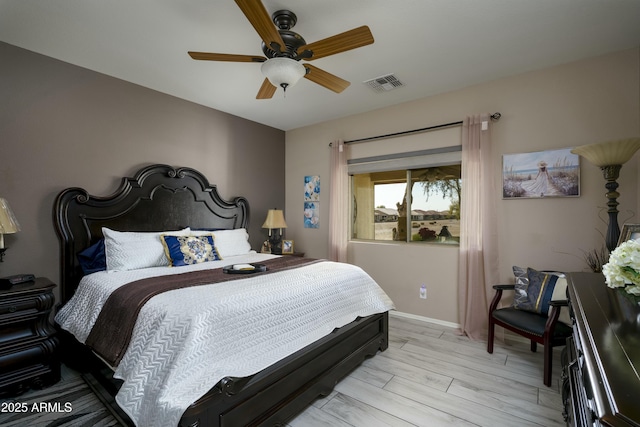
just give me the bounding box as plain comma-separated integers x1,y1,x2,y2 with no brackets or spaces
53,164,389,427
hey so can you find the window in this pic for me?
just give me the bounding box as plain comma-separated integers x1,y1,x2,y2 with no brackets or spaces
351,164,461,243
346,126,462,245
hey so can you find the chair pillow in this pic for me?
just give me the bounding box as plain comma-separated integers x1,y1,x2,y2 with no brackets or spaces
162,234,221,266
512,266,529,308
513,267,570,325
514,268,559,314
513,268,570,324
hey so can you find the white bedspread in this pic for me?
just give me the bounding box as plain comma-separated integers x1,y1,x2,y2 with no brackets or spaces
55,253,394,427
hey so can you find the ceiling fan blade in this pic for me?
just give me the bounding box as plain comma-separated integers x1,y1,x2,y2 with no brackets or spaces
303,64,350,93
257,78,277,99
235,0,286,54
297,26,374,60
188,52,266,62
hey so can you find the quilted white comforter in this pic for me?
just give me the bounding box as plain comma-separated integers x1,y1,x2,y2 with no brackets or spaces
55,253,394,427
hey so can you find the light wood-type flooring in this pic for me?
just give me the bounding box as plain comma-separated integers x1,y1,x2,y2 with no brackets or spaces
289,314,564,427
0,314,565,426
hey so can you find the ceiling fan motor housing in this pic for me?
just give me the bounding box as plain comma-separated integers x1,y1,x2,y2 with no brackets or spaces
261,10,308,60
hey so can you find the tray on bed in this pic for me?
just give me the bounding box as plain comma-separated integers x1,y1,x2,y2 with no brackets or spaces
222,263,267,274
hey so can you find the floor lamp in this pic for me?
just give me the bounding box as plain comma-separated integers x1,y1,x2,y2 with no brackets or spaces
571,138,640,252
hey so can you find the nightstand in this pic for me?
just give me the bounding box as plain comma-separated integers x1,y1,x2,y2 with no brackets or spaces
0,277,60,396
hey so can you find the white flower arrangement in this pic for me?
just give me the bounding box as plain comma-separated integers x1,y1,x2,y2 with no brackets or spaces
602,239,640,296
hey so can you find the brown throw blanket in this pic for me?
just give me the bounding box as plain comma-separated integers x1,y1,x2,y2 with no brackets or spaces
85,257,320,366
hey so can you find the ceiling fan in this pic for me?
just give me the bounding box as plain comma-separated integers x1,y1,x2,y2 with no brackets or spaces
188,0,374,99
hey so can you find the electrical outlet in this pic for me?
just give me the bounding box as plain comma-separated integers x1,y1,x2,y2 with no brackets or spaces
420,285,427,299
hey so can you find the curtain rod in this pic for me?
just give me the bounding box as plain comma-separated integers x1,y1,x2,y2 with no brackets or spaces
342,112,501,145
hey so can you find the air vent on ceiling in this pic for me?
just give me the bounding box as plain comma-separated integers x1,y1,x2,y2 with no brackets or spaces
363,73,404,92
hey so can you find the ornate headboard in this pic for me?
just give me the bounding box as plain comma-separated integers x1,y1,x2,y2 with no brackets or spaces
53,164,249,304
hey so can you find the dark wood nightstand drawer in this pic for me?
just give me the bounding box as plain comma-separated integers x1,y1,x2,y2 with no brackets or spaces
0,321,42,345
0,278,55,313
0,294,51,317
0,277,60,397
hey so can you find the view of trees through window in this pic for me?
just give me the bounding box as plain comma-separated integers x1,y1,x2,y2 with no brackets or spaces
351,165,461,243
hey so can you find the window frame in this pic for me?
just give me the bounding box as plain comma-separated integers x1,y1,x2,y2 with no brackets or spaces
349,153,462,245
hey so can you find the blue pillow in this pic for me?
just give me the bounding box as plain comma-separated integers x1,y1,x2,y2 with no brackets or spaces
162,235,221,266
77,239,106,275
514,268,560,314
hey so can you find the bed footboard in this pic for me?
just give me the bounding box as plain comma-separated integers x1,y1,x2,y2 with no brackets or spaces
181,311,388,427
69,312,388,427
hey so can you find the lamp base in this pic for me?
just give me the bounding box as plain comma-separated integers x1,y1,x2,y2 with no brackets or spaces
602,164,622,252
269,237,283,255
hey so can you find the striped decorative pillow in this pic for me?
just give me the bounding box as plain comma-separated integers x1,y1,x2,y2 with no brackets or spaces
514,268,560,315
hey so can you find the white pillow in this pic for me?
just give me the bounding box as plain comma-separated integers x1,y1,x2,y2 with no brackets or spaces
102,227,190,272
191,228,252,258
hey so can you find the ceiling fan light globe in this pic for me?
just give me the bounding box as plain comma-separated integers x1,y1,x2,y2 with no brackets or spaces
261,58,305,90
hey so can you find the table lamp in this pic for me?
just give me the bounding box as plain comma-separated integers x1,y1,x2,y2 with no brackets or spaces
262,209,287,254
0,198,21,261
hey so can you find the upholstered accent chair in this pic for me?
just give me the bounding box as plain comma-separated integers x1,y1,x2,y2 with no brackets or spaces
487,268,573,387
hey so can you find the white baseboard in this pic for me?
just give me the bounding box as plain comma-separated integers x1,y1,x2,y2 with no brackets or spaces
389,311,541,347
390,310,460,329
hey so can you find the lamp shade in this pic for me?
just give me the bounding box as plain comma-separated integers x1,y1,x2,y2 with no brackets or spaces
0,198,20,234
262,209,288,229
261,58,306,90
571,138,640,167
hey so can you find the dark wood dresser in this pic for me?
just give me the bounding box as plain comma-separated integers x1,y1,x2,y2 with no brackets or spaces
563,272,640,427
0,277,60,396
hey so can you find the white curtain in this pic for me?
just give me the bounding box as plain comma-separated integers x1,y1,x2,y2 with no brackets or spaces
328,140,348,262
458,115,499,340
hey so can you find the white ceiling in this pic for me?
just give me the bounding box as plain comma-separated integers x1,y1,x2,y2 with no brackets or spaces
1,0,639,131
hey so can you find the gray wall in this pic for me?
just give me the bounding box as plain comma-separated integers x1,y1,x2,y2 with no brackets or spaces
0,42,285,298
